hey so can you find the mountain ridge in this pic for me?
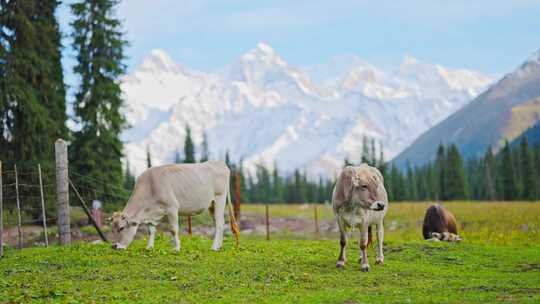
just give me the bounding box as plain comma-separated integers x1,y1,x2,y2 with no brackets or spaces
393,49,540,168
121,43,493,178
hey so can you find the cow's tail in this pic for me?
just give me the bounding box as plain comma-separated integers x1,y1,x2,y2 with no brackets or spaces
227,189,240,246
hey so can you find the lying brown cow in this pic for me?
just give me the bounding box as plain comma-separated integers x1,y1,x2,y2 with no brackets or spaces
422,204,461,242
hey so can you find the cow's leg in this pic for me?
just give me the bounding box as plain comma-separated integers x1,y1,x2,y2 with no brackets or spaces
336,218,347,269
375,222,384,265
146,224,156,250
359,225,370,272
167,211,180,252
211,193,226,251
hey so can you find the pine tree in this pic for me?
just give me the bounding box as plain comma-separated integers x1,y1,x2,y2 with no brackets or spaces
183,125,195,163
271,163,284,202
361,135,370,164
501,141,518,200
444,144,469,200
224,150,231,168
294,169,307,203
520,138,536,200
123,159,136,191
70,0,127,202
200,131,209,162
405,164,418,201
484,147,497,200
146,146,152,168
0,0,67,170
435,144,446,200
370,138,377,166
390,165,405,201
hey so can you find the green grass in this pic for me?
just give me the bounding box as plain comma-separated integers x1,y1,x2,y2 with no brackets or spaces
244,202,540,245
1,236,539,303
2,202,540,303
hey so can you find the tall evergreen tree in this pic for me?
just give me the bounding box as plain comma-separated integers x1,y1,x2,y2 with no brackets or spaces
146,146,152,168
183,125,195,163
483,147,497,200
445,144,469,200
271,163,284,202
370,138,377,166
0,0,67,169
123,159,135,191
405,164,418,201
501,141,518,200
200,131,209,162
70,0,127,201
520,138,536,200
361,135,370,164
435,144,446,200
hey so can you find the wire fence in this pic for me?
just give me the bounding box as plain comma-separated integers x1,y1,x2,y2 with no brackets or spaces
1,161,327,257
1,164,56,250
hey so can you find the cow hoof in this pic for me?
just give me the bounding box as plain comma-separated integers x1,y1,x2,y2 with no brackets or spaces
336,261,346,269
361,265,370,272
211,246,221,251
375,259,384,265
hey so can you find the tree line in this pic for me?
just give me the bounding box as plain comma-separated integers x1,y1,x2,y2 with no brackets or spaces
1,0,127,210
384,138,539,202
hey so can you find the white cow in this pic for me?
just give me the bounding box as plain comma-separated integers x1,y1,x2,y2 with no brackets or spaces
332,164,388,272
111,160,239,251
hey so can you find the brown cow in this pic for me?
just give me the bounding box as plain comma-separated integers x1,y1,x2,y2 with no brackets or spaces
422,204,461,242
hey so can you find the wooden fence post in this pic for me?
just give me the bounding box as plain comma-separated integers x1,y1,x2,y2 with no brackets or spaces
313,204,320,237
265,204,270,241
38,164,49,247
55,139,70,245
14,165,22,249
0,161,3,257
187,216,192,236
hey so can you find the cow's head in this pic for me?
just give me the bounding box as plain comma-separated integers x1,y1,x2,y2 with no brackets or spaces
111,212,139,250
349,164,386,211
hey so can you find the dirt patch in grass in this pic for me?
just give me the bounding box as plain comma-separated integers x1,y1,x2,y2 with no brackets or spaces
518,263,540,272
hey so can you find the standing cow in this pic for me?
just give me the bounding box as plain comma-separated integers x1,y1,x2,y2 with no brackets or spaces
332,164,388,272
111,160,239,251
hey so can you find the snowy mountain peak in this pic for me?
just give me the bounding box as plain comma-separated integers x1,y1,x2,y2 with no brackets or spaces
139,49,183,74
255,42,275,54
122,46,495,178
239,42,286,67
402,55,420,66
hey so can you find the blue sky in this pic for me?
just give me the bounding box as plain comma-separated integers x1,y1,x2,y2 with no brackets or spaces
58,0,540,78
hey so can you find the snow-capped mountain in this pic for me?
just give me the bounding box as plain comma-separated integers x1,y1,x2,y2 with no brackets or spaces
393,49,540,168
121,43,493,178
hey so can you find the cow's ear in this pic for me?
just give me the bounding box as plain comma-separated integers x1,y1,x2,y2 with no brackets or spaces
370,167,384,184
336,167,354,202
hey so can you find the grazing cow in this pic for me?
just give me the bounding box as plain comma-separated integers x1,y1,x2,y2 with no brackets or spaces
332,164,388,272
111,160,239,251
422,204,461,242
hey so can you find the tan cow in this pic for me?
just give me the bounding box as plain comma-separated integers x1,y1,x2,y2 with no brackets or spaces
111,160,239,251
332,164,388,272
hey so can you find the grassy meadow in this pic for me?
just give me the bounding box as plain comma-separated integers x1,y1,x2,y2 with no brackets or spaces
1,202,539,303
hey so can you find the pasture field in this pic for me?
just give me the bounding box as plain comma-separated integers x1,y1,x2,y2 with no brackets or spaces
0,202,539,303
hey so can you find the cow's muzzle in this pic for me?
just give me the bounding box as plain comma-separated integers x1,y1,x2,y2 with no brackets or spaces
111,243,126,250
372,202,385,211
